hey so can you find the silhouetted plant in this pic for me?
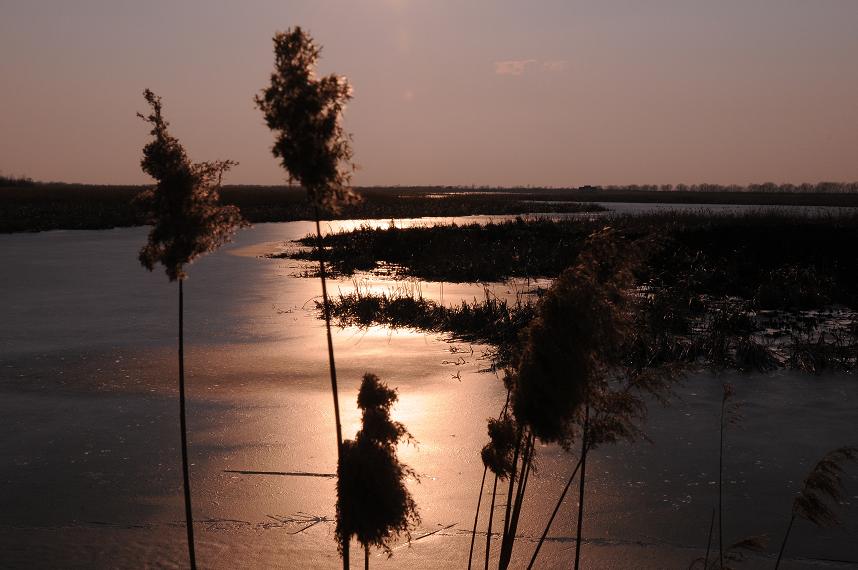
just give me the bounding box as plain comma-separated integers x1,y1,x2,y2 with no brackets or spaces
322,282,536,368
255,27,358,567
336,373,419,568
714,382,740,569
135,88,245,569
255,27,356,213
688,535,767,570
481,416,518,479
479,409,518,569
511,228,636,445
774,446,857,569
734,337,778,373
137,89,244,281
526,456,582,569
496,228,673,569
512,229,638,570
468,390,510,570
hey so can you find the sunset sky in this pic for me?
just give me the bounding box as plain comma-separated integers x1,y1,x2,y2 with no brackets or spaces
2,0,857,187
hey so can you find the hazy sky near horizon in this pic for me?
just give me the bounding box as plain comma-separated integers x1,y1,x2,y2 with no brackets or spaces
2,0,857,187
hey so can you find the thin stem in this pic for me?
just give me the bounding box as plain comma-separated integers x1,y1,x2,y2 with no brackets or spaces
501,429,523,545
704,507,715,570
178,279,197,569
364,544,369,570
470,389,511,570
718,396,726,569
774,513,797,570
526,456,583,570
467,465,488,570
484,473,500,570
314,206,348,569
573,403,590,570
499,434,535,570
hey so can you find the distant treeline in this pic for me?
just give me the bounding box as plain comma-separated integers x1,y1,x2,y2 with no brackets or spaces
384,181,858,194
0,173,36,188
593,181,858,193
7,177,858,194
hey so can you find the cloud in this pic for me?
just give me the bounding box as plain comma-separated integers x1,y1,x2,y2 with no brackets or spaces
542,60,568,72
494,59,537,76
494,59,568,76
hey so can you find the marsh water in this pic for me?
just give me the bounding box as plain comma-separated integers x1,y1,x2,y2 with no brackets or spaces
1,210,857,568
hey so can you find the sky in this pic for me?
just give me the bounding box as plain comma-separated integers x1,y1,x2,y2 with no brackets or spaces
1,0,857,187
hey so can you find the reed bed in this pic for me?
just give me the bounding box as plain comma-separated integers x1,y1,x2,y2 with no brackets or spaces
290,210,858,306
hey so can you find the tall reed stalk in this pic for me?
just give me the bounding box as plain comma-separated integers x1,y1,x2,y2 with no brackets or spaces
469,390,511,570
135,90,244,568
255,27,358,569
315,208,348,563
703,507,715,570
177,280,195,568
467,465,488,570
483,474,500,570
573,402,590,570
717,383,735,568
527,456,583,569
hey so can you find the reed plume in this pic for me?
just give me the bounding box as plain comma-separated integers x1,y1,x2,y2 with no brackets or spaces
775,446,857,568
336,373,419,568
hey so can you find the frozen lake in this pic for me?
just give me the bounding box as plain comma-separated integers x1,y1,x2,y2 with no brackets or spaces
1,218,856,568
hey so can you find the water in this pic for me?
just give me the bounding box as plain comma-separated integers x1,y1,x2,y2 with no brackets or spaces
1,220,856,568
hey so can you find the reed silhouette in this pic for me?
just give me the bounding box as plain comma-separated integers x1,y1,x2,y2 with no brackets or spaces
509,229,641,569
471,228,678,569
336,373,419,569
255,26,358,568
717,383,739,568
687,389,856,569
774,446,857,569
479,411,519,568
134,89,245,569
468,389,510,570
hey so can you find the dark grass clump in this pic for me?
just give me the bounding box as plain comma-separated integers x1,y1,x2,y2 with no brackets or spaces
323,285,536,366
289,218,594,282
733,337,779,373
786,333,857,374
336,373,419,561
753,264,833,310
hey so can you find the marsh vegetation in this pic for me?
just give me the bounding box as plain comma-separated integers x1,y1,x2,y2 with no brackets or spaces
289,212,858,376
273,210,858,567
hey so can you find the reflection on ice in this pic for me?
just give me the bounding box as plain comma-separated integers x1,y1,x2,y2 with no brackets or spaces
0,220,856,568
